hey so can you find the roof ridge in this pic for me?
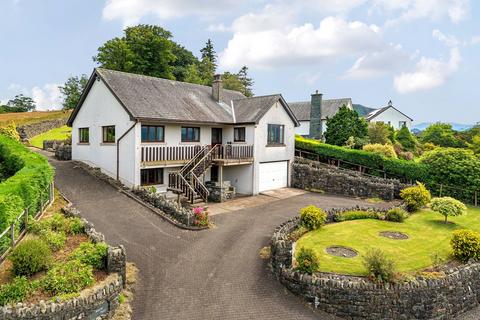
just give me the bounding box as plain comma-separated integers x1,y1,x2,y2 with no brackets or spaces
96,68,246,97
233,93,281,101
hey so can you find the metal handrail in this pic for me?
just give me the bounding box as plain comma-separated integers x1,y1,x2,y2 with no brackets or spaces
192,174,209,202
179,145,208,175
189,144,219,175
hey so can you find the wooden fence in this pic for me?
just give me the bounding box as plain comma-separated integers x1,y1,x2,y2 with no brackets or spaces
0,182,54,262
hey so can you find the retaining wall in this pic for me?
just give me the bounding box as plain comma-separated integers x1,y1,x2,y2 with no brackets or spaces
292,157,410,200
271,216,480,320
17,118,67,141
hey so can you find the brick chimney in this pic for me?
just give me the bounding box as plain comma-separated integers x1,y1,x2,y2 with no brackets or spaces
212,74,222,102
309,90,323,140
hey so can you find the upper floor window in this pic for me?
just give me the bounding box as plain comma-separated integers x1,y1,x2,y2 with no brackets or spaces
181,127,200,142
102,125,115,143
142,125,164,142
234,127,246,142
267,124,284,145
399,121,407,128
79,128,89,143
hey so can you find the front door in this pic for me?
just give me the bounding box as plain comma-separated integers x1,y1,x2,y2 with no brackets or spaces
211,128,222,146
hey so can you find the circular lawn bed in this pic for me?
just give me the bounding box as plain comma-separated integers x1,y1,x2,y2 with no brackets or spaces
295,206,480,276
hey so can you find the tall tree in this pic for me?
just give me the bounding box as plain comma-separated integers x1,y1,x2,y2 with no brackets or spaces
324,106,368,146
396,126,417,151
59,75,89,110
367,122,391,145
7,94,36,112
93,24,176,79
200,39,217,68
237,66,254,97
183,64,204,85
171,43,199,82
222,72,244,93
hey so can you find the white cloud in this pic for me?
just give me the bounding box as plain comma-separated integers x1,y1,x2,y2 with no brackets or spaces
432,29,460,47
471,36,480,45
102,0,239,25
373,0,469,25
345,44,410,79
31,84,62,111
219,12,384,69
394,47,460,94
275,0,368,14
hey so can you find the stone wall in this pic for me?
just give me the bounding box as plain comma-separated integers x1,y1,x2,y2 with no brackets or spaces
270,215,480,320
55,144,72,161
43,139,69,151
292,157,410,200
0,205,128,320
17,118,67,141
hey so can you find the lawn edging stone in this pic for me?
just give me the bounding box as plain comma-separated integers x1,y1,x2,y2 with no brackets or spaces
270,209,480,320
0,204,127,320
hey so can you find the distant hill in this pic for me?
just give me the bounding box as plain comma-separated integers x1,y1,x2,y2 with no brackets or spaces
353,104,376,117
0,110,71,127
412,122,474,132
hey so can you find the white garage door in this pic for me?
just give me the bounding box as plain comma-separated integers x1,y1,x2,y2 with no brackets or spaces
259,161,288,192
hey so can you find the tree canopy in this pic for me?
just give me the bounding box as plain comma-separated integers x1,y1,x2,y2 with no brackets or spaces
367,122,391,145
396,126,417,151
93,24,255,96
0,95,36,113
421,123,465,148
324,106,368,146
59,75,89,110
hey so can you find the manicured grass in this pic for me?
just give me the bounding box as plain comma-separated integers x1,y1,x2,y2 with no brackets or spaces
0,110,71,127
29,125,71,148
296,207,480,276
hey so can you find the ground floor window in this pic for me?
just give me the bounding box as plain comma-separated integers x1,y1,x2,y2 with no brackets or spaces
79,127,89,143
141,168,164,185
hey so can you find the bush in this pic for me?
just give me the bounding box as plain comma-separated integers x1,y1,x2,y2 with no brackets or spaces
42,260,94,295
363,143,397,159
420,148,480,203
450,230,480,262
288,226,308,242
29,213,84,235
334,210,378,222
295,136,428,183
0,277,36,306
400,182,431,212
39,230,67,251
9,239,52,276
430,197,467,224
0,135,54,229
69,242,108,269
299,205,327,230
192,207,209,227
296,247,319,274
362,248,396,283
385,208,408,222
0,122,20,141
396,126,417,152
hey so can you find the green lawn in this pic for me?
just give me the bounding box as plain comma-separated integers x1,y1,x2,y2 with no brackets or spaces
29,125,71,148
296,207,480,275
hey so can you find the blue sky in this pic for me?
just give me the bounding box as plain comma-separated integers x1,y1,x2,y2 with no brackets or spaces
0,0,479,124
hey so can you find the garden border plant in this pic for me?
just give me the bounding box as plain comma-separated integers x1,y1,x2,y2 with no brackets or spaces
270,204,480,319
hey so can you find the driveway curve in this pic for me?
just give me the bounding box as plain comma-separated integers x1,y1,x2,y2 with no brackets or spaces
48,158,480,320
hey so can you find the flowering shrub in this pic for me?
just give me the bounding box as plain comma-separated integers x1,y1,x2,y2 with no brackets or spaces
193,207,209,227
400,182,431,212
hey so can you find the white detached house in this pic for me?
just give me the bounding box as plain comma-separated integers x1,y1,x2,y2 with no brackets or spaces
67,69,299,203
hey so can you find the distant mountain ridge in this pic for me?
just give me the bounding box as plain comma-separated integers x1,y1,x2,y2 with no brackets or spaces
412,122,474,132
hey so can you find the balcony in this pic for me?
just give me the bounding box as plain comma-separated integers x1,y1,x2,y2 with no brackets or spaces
141,144,254,167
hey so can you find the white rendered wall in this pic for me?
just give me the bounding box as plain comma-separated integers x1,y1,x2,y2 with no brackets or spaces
222,165,254,195
370,107,412,130
71,79,138,187
253,101,296,194
295,121,310,136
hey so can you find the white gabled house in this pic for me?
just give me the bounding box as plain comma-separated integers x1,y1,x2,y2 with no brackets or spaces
67,68,299,203
365,100,413,130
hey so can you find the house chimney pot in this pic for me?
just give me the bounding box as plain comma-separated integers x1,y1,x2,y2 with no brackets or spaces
212,74,222,102
388,100,393,106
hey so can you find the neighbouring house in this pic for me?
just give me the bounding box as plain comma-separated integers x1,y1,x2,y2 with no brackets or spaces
289,92,353,139
364,100,413,130
67,68,299,203
290,92,413,138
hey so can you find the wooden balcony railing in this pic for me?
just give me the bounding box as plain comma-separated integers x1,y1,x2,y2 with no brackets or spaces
141,144,254,163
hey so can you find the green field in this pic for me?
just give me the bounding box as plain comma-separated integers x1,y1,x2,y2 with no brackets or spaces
296,207,480,275
29,125,72,148
0,110,71,127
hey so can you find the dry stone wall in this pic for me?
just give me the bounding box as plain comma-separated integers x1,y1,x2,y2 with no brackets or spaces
17,118,67,141
271,215,480,320
292,157,410,200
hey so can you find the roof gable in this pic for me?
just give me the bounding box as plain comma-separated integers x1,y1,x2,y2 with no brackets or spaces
366,105,413,121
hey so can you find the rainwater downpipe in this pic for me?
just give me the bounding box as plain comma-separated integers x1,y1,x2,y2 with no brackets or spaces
117,120,138,181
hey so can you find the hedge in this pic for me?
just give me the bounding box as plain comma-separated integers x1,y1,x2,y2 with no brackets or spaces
295,136,428,183
0,135,54,229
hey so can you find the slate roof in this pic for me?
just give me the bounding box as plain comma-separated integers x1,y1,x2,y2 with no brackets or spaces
289,98,352,121
67,69,299,126
365,105,413,121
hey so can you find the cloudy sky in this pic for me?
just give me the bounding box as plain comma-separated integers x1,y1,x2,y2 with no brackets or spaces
0,0,479,123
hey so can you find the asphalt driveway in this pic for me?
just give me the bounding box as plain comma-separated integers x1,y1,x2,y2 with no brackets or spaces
48,157,480,320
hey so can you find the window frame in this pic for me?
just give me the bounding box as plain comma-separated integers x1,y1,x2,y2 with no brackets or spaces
234,127,246,142
399,121,407,128
141,125,165,143
181,126,200,143
102,125,116,143
267,124,285,145
78,127,89,144
140,168,164,186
